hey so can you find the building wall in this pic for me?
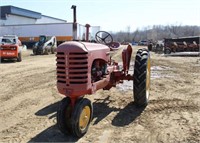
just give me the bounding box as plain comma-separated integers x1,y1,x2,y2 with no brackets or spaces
0,23,73,37
0,14,66,26
36,15,66,24
0,23,100,41
0,14,37,25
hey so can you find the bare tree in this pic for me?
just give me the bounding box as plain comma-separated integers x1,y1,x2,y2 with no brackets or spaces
111,25,200,43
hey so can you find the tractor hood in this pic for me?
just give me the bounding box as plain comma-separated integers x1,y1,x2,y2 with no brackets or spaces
57,41,110,53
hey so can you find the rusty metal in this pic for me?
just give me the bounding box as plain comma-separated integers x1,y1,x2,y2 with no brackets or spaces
85,24,90,42
56,41,135,98
164,36,200,53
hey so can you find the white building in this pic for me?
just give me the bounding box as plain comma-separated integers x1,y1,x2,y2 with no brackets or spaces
0,5,66,25
0,6,100,47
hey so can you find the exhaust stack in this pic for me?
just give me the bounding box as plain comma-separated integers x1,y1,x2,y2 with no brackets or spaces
71,5,77,23
71,5,77,40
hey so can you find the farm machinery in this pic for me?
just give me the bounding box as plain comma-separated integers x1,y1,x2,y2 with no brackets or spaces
32,35,57,55
0,35,22,62
164,36,200,54
56,31,151,137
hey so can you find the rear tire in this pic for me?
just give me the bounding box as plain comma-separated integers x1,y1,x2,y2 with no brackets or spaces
133,48,151,107
17,52,22,62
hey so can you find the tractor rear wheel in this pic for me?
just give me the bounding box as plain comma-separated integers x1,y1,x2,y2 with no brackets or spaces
133,48,151,107
57,97,73,135
71,98,93,137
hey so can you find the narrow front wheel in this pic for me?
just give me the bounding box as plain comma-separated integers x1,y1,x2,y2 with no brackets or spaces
71,98,93,137
57,97,73,135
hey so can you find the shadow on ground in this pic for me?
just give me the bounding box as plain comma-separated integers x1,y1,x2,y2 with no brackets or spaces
92,96,146,126
28,125,79,142
30,96,146,142
35,101,59,119
0,59,17,64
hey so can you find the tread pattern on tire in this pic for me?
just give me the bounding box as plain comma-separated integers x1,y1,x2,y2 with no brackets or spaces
134,48,150,107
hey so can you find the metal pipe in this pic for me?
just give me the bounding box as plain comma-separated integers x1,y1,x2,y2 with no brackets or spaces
71,5,77,40
71,5,77,23
85,24,90,42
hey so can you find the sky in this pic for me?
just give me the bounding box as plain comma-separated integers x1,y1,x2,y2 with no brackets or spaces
0,0,200,32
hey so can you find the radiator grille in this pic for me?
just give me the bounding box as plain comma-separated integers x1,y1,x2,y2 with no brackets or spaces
56,52,66,84
68,52,88,84
56,52,88,85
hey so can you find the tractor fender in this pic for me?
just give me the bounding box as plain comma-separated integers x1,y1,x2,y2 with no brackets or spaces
122,44,132,73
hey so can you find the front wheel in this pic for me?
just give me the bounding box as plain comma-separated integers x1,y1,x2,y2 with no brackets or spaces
57,97,73,135
71,98,93,137
51,47,55,54
44,48,49,55
133,48,151,107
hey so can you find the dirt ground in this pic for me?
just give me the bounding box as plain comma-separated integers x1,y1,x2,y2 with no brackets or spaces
0,46,200,143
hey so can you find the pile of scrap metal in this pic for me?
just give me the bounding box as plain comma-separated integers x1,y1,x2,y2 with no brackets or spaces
163,36,200,54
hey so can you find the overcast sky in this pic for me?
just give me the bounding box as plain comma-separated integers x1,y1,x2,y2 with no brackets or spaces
1,0,200,32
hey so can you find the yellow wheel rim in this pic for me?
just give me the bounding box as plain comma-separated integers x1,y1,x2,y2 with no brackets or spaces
79,106,91,131
146,57,151,99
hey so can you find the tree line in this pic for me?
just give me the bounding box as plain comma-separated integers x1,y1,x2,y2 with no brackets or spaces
110,25,200,43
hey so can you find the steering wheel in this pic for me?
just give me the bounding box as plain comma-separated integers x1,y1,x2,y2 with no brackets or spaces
95,31,113,45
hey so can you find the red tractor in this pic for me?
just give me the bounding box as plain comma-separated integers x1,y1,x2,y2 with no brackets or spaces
56,31,151,137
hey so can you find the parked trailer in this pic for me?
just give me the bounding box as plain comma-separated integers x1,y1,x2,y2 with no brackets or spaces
164,36,200,54
0,23,100,48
